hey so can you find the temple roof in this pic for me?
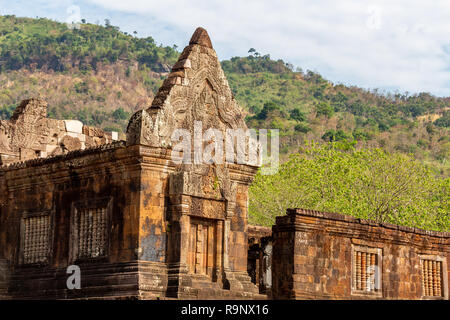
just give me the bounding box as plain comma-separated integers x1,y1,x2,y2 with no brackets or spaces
189,27,213,48
126,27,248,148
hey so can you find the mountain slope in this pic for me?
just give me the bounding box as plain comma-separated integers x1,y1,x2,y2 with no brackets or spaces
0,15,448,175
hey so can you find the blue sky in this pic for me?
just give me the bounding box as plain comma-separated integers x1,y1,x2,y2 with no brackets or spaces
1,0,450,97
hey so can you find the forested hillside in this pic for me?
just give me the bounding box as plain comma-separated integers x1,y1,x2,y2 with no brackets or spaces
0,15,448,174
223,53,449,176
0,15,448,230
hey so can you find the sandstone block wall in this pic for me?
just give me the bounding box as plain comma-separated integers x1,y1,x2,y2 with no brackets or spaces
272,209,450,300
0,142,263,299
0,142,150,299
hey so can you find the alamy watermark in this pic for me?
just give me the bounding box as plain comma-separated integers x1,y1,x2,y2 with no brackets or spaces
364,265,381,291
66,265,81,289
171,121,279,175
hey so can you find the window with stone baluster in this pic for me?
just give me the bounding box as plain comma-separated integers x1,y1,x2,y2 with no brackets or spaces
70,198,112,262
351,245,382,297
19,212,53,265
419,255,448,299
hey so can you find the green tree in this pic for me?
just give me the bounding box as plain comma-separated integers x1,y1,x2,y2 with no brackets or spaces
315,102,334,118
321,129,352,142
289,108,306,122
112,107,129,120
257,101,281,120
249,142,449,231
294,123,311,133
434,111,450,128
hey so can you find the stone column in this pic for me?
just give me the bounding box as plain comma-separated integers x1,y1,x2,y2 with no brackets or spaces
223,198,235,272
215,220,223,283
166,195,191,297
178,212,190,274
223,219,230,271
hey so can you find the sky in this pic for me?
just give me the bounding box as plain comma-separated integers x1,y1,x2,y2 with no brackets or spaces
1,0,450,97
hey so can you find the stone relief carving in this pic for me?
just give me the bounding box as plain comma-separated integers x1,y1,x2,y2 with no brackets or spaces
0,98,116,165
126,28,247,151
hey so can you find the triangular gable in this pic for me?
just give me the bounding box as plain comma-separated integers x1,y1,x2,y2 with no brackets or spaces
126,27,247,148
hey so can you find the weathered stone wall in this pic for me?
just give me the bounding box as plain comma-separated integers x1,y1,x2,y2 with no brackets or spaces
272,208,450,300
0,98,117,165
0,142,152,299
248,225,272,295
125,26,262,299
0,27,263,300
0,143,263,299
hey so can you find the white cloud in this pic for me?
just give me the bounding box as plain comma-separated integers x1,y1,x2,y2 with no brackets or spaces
3,0,450,96
83,0,450,96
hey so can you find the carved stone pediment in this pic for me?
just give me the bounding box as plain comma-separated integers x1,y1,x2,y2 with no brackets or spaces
126,27,248,149
0,99,49,154
169,164,236,202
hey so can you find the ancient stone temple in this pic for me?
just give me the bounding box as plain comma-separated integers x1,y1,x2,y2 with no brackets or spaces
0,27,449,301
271,209,449,300
0,27,263,299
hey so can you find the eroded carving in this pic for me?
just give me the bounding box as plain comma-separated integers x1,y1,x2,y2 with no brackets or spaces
0,98,116,165
126,28,247,151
